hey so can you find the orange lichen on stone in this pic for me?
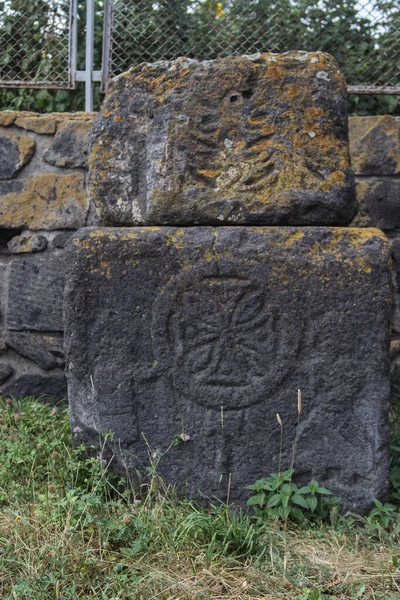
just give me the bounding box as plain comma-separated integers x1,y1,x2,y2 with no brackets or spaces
0,173,88,230
90,52,354,226
0,112,17,126
14,115,58,135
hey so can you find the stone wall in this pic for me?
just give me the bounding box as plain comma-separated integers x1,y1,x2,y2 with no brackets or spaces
0,110,398,401
349,116,400,391
0,111,98,400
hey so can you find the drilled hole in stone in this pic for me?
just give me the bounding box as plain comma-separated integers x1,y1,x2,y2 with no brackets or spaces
242,89,254,99
230,94,240,103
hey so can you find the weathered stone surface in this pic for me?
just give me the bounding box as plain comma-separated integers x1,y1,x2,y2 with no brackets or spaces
352,179,400,230
90,53,355,227
349,116,400,175
7,253,64,331
66,226,391,513
44,120,91,168
0,173,88,230
391,236,400,286
0,130,35,179
52,231,74,249
0,112,17,127
6,332,64,370
0,363,14,384
8,233,48,254
14,115,58,135
0,374,67,402
0,335,7,355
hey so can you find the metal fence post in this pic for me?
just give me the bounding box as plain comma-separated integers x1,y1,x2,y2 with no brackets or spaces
85,0,95,111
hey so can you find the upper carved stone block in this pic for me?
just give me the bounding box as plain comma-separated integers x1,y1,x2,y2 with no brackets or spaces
90,52,356,226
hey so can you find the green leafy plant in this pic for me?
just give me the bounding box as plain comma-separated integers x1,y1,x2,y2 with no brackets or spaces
247,469,338,522
367,499,399,530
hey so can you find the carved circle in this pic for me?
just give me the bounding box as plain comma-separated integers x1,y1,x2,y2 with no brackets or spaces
151,261,300,410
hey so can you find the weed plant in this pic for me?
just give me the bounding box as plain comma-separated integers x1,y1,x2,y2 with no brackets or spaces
0,395,399,599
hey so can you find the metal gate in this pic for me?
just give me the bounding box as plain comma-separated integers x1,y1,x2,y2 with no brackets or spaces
0,0,77,88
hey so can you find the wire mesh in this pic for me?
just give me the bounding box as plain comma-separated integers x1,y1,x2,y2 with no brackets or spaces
106,0,400,93
0,0,75,88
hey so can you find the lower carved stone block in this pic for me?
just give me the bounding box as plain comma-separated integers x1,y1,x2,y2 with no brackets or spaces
65,226,391,513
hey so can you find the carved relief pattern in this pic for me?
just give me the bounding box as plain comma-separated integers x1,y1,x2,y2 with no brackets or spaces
152,263,299,410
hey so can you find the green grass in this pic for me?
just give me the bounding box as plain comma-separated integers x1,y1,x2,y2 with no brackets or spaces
0,395,399,600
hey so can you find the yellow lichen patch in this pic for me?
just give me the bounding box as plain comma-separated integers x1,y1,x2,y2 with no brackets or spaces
329,171,346,184
198,169,222,178
0,112,17,126
305,228,389,272
305,107,324,119
14,115,57,135
0,173,87,230
276,230,306,248
165,228,186,249
287,85,300,99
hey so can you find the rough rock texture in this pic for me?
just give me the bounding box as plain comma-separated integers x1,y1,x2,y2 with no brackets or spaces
1,374,67,402
352,179,400,230
44,120,91,168
14,114,58,135
6,332,64,370
8,233,48,254
0,363,14,384
7,253,64,331
0,112,17,127
349,116,400,175
0,111,94,402
0,131,36,179
0,173,88,230
65,226,391,513
90,53,355,226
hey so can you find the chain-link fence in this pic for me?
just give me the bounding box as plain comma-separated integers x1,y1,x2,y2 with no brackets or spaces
105,0,400,94
0,0,76,88
0,0,399,94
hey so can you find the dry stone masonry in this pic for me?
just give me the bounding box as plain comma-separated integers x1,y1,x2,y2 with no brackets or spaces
65,53,392,512
0,111,398,403
0,111,97,401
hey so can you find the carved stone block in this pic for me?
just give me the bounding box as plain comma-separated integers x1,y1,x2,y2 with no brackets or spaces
65,226,391,513
89,53,356,227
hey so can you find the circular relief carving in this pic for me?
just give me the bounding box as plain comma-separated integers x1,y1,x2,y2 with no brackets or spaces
152,262,300,410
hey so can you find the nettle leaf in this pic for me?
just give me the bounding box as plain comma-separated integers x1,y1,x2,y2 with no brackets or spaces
292,493,309,509
307,495,318,512
247,492,266,507
247,477,274,491
316,486,333,495
267,494,281,508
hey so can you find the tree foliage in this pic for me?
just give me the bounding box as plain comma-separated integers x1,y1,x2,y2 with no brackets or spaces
0,0,398,114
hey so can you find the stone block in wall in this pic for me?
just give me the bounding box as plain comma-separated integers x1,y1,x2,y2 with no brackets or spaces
7,253,64,332
0,363,14,384
0,130,35,179
351,179,400,230
349,116,400,175
8,233,48,254
0,173,88,230
1,374,67,402
66,226,391,513
0,112,18,127
44,120,91,168
14,114,58,135
6,332,64,370
90,53,355,227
